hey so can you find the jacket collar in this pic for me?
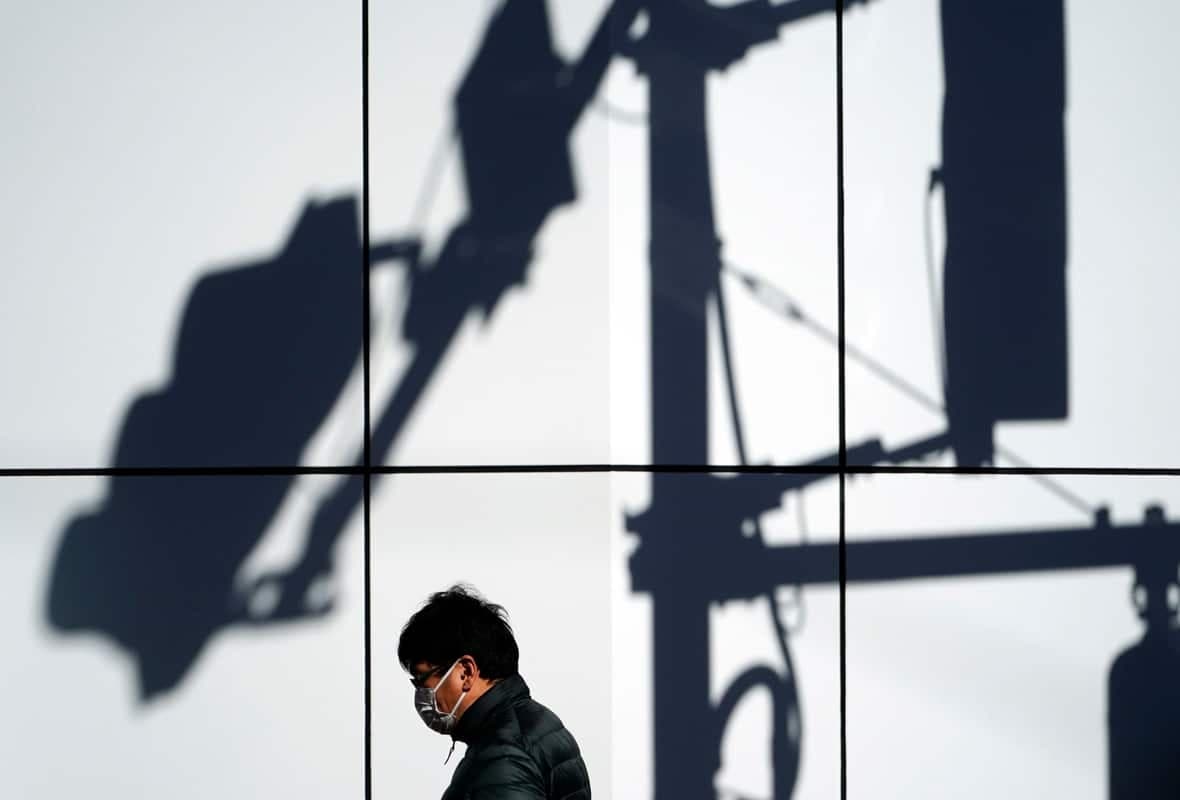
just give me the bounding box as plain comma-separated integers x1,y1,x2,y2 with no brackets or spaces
452,673,530,744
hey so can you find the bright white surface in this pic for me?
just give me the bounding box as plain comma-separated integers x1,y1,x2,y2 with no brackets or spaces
371,472,612,799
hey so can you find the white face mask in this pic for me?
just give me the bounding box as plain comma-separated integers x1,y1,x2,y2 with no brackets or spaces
413,659,469,735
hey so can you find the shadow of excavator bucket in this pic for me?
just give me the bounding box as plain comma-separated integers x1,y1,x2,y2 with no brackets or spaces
46,197,363,700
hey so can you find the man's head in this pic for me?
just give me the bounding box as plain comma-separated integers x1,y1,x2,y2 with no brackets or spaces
398,584,519,728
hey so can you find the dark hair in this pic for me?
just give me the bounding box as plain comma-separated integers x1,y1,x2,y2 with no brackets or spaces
397,584,519,680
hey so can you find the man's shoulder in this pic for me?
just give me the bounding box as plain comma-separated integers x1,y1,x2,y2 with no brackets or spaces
505,696,586,778
468,694,582,762
509,695,570,742
450,695,590,800
464,695,558,750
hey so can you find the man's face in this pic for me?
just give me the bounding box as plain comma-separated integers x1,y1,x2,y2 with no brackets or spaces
411,660,465,715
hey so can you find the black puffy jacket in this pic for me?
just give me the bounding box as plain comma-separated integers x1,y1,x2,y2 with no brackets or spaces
442,674,590,800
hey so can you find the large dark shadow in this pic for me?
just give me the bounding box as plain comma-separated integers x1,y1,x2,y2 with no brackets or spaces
39,0,1180,793
44,0,633,702
622,1,1180,799
108,196,364,470
46,197,364,699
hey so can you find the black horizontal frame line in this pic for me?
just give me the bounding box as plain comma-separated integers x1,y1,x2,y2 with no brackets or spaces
844,465,1180,477
0,465,368,478
2,463,1180,478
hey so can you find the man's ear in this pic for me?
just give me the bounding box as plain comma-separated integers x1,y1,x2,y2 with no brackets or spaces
459,654,480,684
462,656,486,684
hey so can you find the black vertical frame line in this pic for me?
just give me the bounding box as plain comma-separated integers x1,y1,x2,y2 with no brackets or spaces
361,0,373,796
835,0,849,798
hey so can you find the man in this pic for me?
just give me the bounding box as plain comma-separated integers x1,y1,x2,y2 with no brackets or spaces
398,585,591,799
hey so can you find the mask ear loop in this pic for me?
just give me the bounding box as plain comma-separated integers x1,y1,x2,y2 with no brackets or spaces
438,659,468,765
443,690,470,763
431,659,463,713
